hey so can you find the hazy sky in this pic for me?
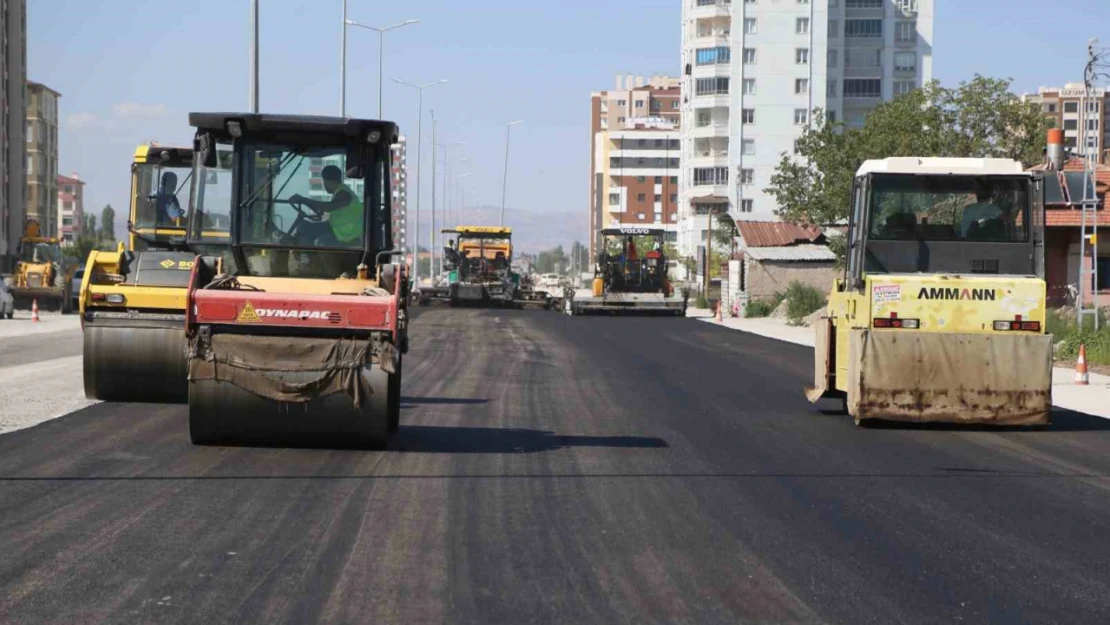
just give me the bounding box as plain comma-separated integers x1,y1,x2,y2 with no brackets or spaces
26,0,1110,242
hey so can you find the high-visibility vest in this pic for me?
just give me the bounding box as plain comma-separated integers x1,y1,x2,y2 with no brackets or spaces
329,183,363,244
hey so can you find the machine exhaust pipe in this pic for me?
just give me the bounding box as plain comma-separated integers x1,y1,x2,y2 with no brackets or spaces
1047,128,1065,170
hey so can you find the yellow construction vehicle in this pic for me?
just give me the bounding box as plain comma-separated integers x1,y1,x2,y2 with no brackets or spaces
12,220,71,312
183,112,407,447
80,145,219,402
807,158,1053,426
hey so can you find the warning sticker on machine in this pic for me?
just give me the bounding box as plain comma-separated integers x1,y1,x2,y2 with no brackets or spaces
872,284,901,303
237,301,262,323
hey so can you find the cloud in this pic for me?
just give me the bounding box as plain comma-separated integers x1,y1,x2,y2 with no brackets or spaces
66,112,101,129
111,102,167,120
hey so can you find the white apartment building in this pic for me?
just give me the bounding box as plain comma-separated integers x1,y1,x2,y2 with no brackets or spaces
678,0,934,257
391,135,408,253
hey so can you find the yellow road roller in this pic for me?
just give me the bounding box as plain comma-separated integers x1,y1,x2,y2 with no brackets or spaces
807,157,1053,426
80,145,228,402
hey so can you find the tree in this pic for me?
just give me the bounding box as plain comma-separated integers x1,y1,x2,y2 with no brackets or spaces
534,245,568,274
100,205,116,243
84,213,98,237
767,75,1053,227
711,212,738,251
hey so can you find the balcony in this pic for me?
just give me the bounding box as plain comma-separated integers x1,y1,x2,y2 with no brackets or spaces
690,0,731,19
690,122,730,139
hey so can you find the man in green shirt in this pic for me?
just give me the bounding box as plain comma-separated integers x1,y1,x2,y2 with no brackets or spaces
290,165,364,246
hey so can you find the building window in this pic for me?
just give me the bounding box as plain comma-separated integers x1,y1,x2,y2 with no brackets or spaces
1063,119,1078,131
827,110,837,123
670,194,677,203
696,46,731,65
743,48,757,64
844,78,882,98
693,167,729,186
828,50,838,68
695,77,730,95
637,176,646,183
845,48,882,68
635,101,644,108
794,109,809,125
795,78,809,94
636,213,645,221
672,101,680,109
654,194,662,202
637,139,646,147
609,193,620,205
617,99,627,106
895,0,919,13
845,19,883,38
1088,101,1101,113
740,168,754,185
1097,257,1110,291
741,199,754,213
744,19,757,34
894,52,917,72
1044,103,1057,113
796,18,810,35
27,155,33,174
796,48,809,65
894,81,915,95
743,79,757,95
618,116,626,124
742,108,755,124
654,175,662,183
828,20,839,39
828,80,838,97
846,0,882,6
636,193,646,202
1063,101,1079,113
742,139,755,155
670,176,678,184
1088,119,1100,131
25,120,33,143
895,21,916,43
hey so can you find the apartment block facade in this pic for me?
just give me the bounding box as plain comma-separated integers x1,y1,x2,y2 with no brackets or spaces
678,0,934,258
26,81,60,239
57,173,84,243
589,75,682,259
391,135,408,253
1023,84,1110,161
2,0,27,272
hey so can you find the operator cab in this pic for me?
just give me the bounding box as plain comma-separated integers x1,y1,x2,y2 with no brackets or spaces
187,113,398,279
844,158,1044,285
597,227,668,292
443,226,513,280
130,146,194,251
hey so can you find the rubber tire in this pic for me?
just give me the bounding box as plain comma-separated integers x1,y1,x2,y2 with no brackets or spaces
388,356,403,434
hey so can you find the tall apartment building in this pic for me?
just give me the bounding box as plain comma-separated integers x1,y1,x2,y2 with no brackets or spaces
589,75,681,258
391,135,408,253
1023,84,1110,161
57,173,85,243
1,0,27,272
678,0,934,257
26,81,60,239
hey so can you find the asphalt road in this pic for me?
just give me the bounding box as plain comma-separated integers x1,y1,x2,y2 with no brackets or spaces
2,308,1110,624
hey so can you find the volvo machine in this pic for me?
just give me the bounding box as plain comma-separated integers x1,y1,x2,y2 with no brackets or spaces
807,157,1053,426
80,145,213,402
564,227,686,316
184,113,407,448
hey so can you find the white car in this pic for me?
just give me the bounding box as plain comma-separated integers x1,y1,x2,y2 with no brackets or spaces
0,277,14,320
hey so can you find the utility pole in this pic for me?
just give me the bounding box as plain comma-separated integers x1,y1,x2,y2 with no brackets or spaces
249,0,259,113
339,0,346,116
500,120,524,226
704,210,713,301
430,110,437,284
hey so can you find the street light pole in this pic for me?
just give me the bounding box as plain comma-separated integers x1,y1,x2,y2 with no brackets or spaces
500,120,524,227
433,143,465,272
430,111,437,284
392,78,448,285
249,0,259,112
343,17,419,118
339,0,347,116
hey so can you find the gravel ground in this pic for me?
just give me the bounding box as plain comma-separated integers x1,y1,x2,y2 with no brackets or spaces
0,310,80,338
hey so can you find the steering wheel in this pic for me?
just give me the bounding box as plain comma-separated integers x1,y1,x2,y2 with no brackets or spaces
272,198,323,244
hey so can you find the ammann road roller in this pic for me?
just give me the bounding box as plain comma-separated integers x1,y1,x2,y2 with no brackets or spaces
183,113,408,448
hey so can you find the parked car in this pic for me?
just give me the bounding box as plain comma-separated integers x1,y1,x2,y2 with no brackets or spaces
69,268,85,313
0,277,14,319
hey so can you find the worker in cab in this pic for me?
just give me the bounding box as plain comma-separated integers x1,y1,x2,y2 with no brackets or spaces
155,171,185,224
290,165,363,246
960,183,1003,238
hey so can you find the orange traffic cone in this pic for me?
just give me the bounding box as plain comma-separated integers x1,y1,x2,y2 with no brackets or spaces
1074,344,1089,385
31,299,40,322
715,301,723,323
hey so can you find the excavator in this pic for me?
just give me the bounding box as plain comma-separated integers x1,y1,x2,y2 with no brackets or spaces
79,145,220,403
184,112,407,448
11,220,71,312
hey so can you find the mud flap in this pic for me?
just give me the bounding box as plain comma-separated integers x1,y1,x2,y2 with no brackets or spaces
805,315,835,403
850,330,1053,425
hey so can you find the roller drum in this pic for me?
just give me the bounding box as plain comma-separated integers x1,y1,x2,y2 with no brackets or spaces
83,325,188,403
188,366,392,448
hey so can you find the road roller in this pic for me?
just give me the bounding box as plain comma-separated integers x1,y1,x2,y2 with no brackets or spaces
80,145,217,402
183,112,409,448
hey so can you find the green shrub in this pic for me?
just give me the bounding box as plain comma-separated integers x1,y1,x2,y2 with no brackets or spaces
1047,308,1110,366
784,281,827,324
745,300,774,318
695,293,710,309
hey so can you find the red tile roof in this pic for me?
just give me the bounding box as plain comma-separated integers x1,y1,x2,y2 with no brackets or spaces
736,221,824,248
1046,209,1110,227
56,174,85,185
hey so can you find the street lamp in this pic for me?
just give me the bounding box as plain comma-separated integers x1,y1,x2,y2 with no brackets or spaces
453,168,472,228
500,120,524,227
341,4,418,118
392,77,448,284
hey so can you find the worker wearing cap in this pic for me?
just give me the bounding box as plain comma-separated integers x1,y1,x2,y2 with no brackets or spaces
290,165,363,246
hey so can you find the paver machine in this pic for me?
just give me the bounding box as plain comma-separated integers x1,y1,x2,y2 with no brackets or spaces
806,157,1053,426
564,227,686,316
80,145,219,402
439,226,519,307
184,113,408,448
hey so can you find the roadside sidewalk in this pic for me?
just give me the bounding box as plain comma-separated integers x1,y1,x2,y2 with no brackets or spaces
700,315,1110,420
0,311,81,340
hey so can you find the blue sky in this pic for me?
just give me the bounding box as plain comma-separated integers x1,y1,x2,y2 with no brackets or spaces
27,0,1110,243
